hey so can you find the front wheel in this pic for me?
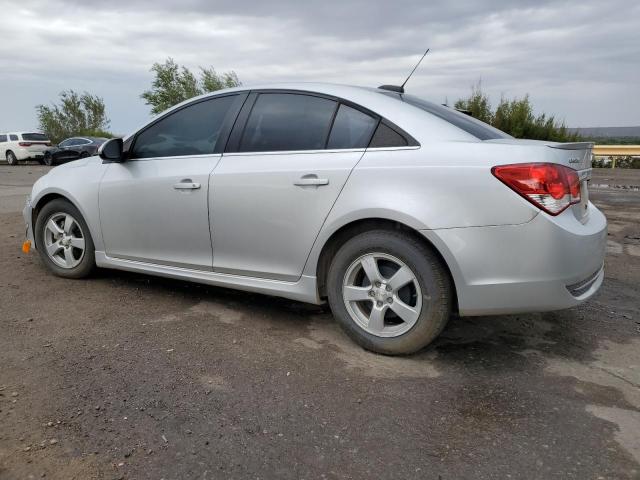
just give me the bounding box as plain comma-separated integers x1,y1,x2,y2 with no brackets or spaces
44,153,54,166
327,230,453,355
34,199,95,278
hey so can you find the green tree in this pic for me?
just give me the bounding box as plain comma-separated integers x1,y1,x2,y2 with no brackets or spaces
456,83,579,142
141,58,241,115
36,90,112,144
454,81,493,124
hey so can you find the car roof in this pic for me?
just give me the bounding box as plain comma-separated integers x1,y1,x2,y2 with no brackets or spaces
128,82,481,144
1,132,47,136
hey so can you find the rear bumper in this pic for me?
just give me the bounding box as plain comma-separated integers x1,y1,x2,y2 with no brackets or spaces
14,147,47,161
423,202,607,316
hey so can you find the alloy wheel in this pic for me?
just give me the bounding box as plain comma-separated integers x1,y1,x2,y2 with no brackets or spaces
342,252,423,338
43,212,86,269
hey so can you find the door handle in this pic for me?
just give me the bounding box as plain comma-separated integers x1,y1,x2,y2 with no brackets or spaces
173,180,201,190
294,175,329,187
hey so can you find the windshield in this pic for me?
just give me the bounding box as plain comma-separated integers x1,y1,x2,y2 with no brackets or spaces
379,91,511,141
21,133,49,141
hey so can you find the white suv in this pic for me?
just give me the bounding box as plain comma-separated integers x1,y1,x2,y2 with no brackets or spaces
0,132,52,165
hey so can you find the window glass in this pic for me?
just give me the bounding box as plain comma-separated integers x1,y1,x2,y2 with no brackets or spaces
369,122,408,148
59,139,73,147
239,93,336,152
132,95,237,159
21,133,48,141
10,134,19,141
379,91,510,140
0,135,6,142
327,104,377,149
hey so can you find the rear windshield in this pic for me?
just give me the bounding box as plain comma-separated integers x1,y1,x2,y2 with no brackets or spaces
21,133,49,141
379,91,511,140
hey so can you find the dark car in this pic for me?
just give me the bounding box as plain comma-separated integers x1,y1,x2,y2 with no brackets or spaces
44,137,107,166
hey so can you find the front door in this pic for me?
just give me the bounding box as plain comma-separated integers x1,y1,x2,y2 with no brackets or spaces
99,93,243,270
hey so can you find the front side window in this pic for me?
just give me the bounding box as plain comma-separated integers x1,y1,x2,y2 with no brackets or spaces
131,95,237,159
0,135,6,142
326,104,377,149
239,93,336,152
59,139,73,147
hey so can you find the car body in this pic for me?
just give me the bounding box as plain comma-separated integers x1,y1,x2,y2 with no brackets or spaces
23,83,607,354
1,132,51,165
44,137,108,166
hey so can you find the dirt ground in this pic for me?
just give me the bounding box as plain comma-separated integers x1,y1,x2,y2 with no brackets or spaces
1,165,639,480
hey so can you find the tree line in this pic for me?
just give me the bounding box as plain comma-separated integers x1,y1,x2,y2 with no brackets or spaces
36,59,587,145
36,58,240,143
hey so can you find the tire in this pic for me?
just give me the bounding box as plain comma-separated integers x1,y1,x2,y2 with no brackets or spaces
37,158,46,165
327,229,452,355
34,199,95,279
6,151,18,165
44,153,54,166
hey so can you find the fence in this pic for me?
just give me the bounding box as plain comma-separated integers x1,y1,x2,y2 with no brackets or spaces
593,145,640,168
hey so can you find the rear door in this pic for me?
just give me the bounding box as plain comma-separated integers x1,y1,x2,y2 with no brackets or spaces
57,138,81,161
99,93,245,270
210,92,379,281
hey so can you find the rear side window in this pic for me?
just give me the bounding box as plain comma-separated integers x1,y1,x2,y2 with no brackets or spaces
239,93,336,152
369,122,409,148
327,104,377,149
131,95,237,159
10,134,19,141
0,135,6,142
21,133,49,141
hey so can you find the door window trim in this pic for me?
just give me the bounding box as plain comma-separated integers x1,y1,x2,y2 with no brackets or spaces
123,92,248,162
224,89,419,155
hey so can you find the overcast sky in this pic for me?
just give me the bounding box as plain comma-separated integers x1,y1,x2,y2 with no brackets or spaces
0,0,638,134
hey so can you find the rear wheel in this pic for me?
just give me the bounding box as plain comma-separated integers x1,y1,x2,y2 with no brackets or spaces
35,199,95,278
327,230,452,355
6,151,18,165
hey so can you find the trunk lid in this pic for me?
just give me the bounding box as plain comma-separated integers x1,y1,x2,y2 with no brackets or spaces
20,133,51,153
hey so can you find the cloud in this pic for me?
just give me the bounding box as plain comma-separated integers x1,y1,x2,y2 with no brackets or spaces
0,0,638,133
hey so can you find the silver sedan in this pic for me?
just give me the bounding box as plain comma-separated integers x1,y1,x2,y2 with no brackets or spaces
23,83,607,354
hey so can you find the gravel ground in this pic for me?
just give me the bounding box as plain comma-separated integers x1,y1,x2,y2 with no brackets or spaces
1,165,639,480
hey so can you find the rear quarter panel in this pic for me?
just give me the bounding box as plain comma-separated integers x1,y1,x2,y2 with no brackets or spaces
302,141,544,276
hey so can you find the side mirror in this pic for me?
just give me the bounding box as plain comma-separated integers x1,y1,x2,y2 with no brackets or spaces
99,138,124,162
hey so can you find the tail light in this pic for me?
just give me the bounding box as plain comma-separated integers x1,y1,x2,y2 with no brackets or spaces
19,142,33,147
492,163,581,215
